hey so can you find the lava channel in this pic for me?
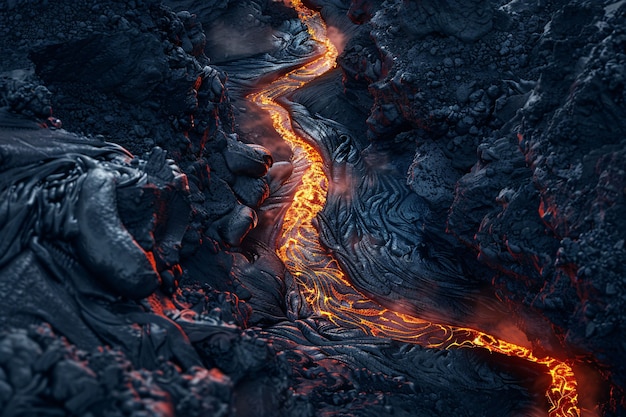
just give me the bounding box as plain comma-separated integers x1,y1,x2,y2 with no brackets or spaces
247,1,579,416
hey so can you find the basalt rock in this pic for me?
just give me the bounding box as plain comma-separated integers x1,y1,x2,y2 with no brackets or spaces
0,325,233,417
75,167,162,299
223,139,273,178
375,0,494,43
514,2,626,395
232,176,271,208
0,72,52,120
22,1,230,162
347,0,382,24
217,204,259,247
338,28,384,86
1,0,625,415
0,125,199,359
162,0,298,63
335,0,626,409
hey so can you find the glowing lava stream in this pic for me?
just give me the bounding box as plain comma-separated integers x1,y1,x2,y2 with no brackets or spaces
248,1,579,416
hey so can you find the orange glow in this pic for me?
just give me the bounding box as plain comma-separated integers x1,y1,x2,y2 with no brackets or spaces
247,2,580,416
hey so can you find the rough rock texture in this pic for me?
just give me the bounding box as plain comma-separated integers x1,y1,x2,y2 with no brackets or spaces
0,325,232,417
0,1,282,414
373,0,494,42
0,0,624,415
163,0,297,63
515,2,626,392
329,0,626,412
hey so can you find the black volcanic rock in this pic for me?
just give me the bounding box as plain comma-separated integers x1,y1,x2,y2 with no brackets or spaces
162,0,298,63
0,325,233,417
515,2,626,392
1,0,625,415
455,2,626,401
31,32,169,104
331,0,626,411
372,0,494,42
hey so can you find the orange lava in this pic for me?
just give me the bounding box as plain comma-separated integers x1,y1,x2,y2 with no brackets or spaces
247,2,579,416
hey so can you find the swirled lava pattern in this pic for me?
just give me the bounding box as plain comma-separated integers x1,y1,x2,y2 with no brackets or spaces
248,1,579,416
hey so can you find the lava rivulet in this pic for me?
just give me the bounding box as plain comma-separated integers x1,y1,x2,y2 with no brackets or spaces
247,1,579,416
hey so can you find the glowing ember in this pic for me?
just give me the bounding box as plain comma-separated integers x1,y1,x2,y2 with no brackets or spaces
248,1,580,416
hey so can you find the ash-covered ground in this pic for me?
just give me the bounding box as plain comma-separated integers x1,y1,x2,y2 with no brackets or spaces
0,0,624,416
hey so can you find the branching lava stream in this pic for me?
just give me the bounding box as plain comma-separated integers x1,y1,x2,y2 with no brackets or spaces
248,1,579,416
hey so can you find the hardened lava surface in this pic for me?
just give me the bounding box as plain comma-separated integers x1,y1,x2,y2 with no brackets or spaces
0,0,624,416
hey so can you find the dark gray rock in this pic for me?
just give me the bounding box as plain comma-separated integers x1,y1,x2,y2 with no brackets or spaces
373,0,494,42
1,0,625,415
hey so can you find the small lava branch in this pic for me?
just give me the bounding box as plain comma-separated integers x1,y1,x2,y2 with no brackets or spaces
248,1,579,416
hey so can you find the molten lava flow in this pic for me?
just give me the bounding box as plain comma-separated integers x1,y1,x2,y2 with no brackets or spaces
248,2,580,416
